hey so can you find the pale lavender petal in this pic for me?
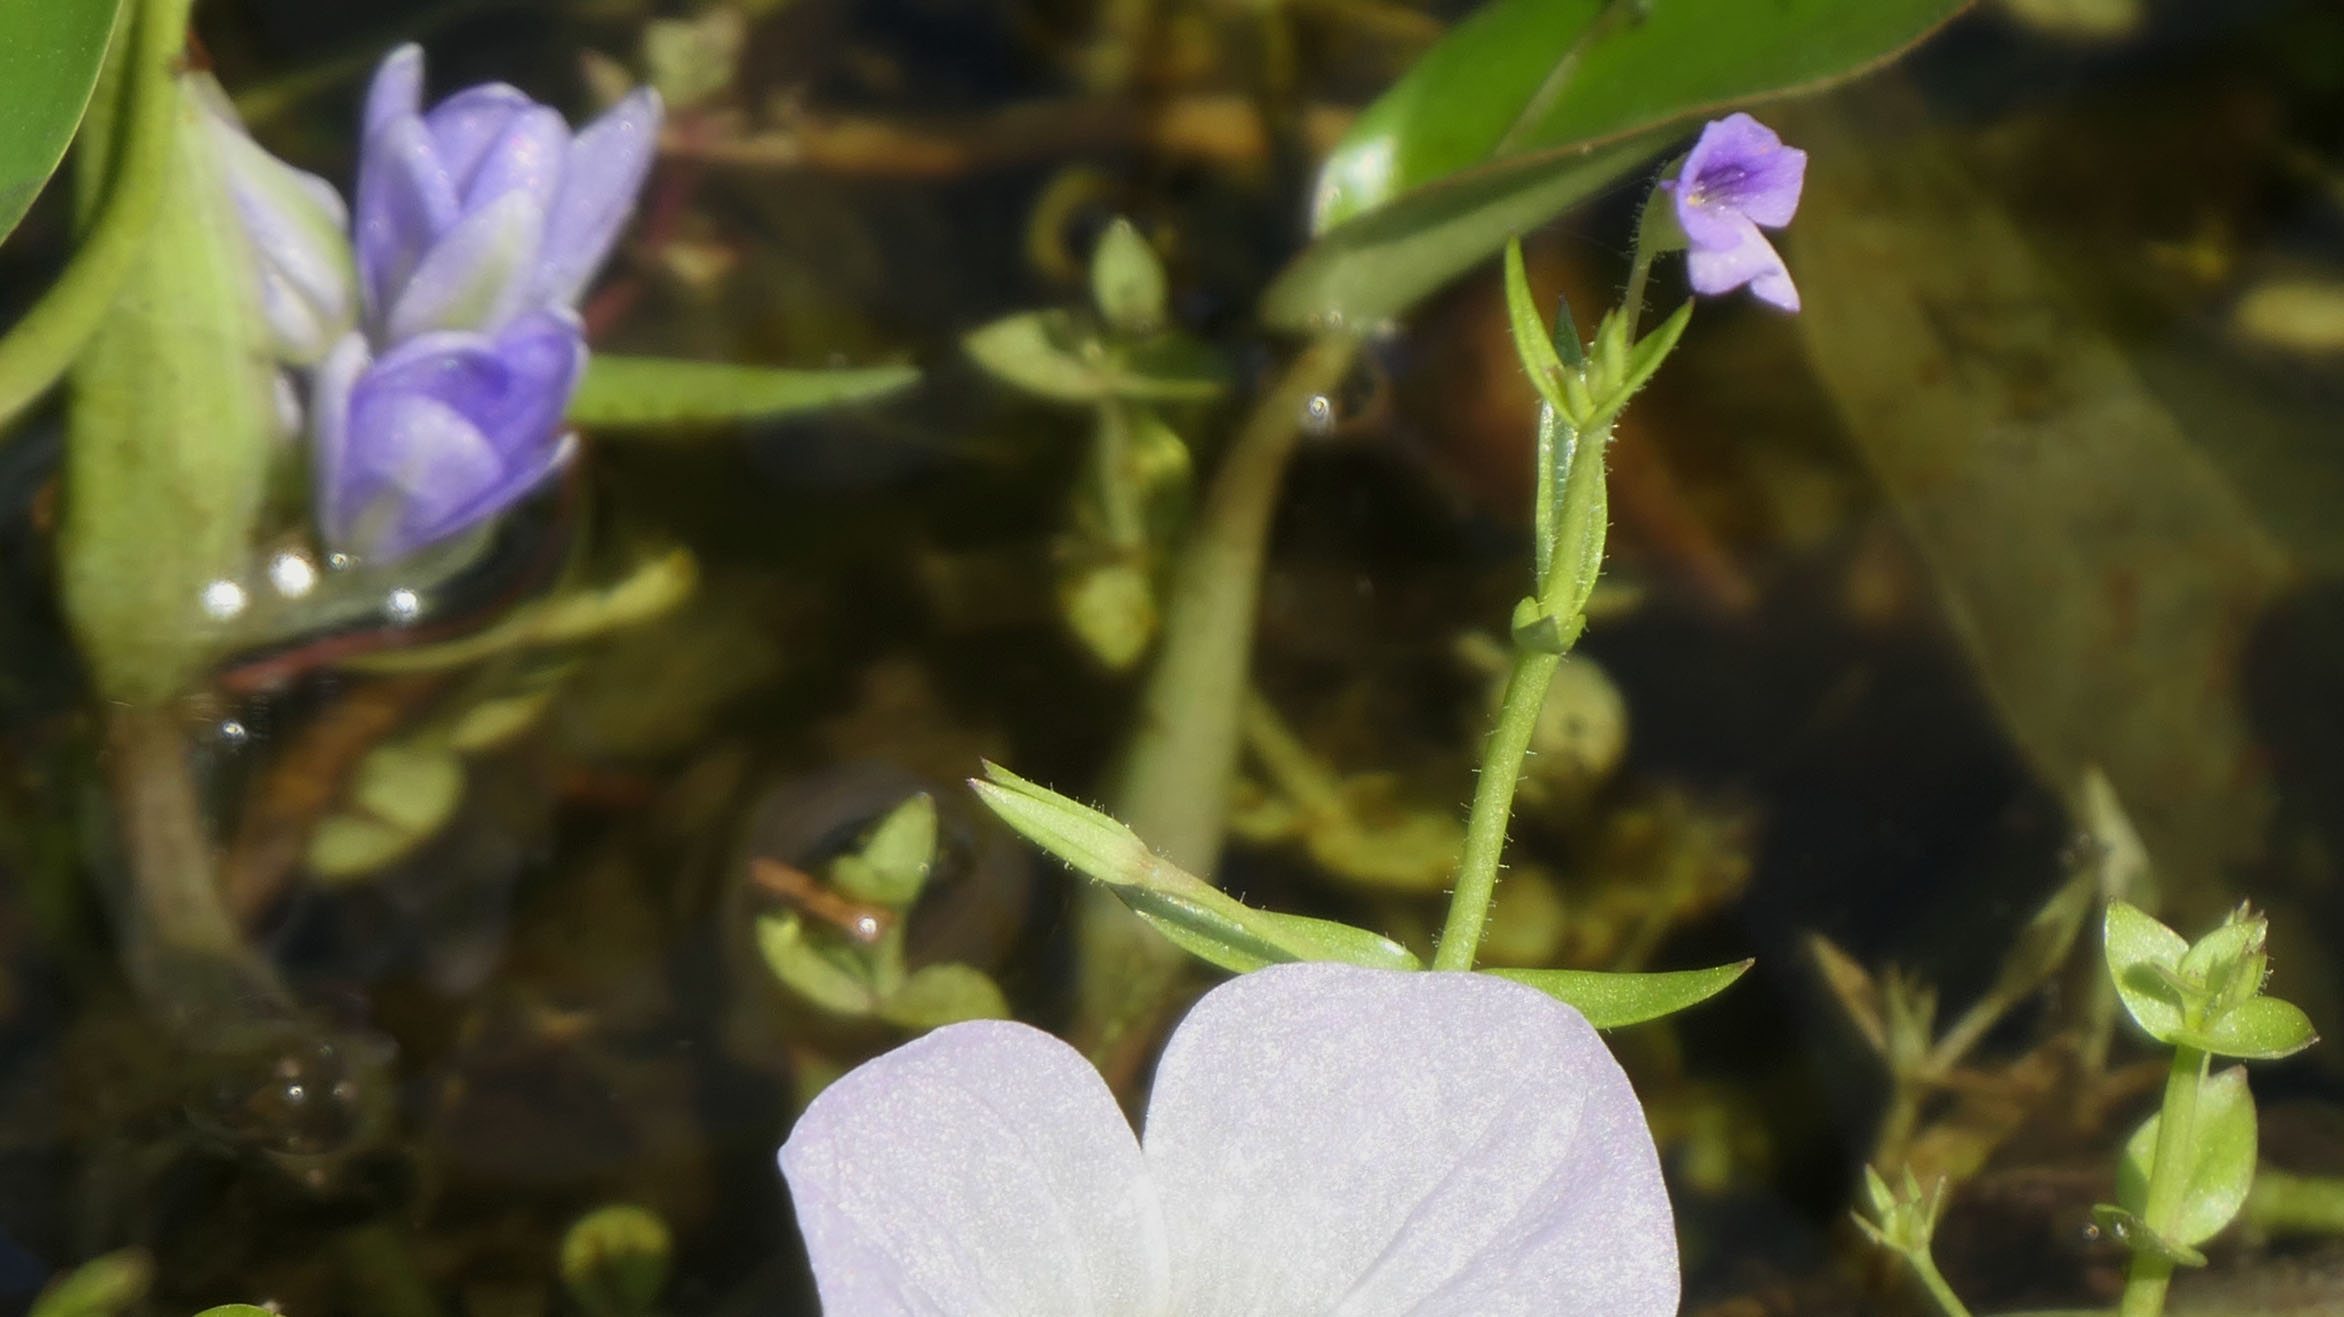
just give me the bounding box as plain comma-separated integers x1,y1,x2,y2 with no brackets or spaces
199,102,357,363
382,187,547,340
780,1020,1171,1316
335,387,506,558
529,87,663,307
362,44,425,145
1678,113,1803,232
309,331,372,542
1684,213,1798,311
1145,963,1678,1317
424,88,553,205
355,115,461,331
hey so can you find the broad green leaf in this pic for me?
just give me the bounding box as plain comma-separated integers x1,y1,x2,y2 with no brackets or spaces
2105,899,2190,1044
569,355,918,430
879,963,1012,1029
972,762,1419,973
1487,959,1751,1028
2192,996,2318,1062
0,0,121,244
559,1204,671,1317
2118,1065,2257,1249
1265,0,1969,328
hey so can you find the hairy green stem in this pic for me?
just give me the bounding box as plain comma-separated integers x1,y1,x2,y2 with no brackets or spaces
1433,646,1560,971
2122,1043,2209,1317
0,0,190,428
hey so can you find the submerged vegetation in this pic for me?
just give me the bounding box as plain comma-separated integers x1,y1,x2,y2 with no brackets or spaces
0,0,2341,1313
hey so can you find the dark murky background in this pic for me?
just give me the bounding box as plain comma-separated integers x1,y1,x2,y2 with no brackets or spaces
4,0,2344,1312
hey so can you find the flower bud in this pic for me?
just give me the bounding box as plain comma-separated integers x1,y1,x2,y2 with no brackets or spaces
192,81,358,364
354,44,663,343
310,308,584,562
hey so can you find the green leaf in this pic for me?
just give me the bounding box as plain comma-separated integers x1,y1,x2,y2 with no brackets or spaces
569,354,919,430
29,1250,150,1317
879,963,1012,1030
2090,1204,2207,1268
1487,959,1751,1028
1502,237,1572,418
559,1203,672,1317
2194,995,2318,1062
835,793,936,908
755,913,880,1017
0,0,120,244
1091,217,1168,336
2105,899,2190,1044
1266,0,1968,328
343,547,697,675
1263,137,1660,332
971,762,1420,974
305,742,466,880
2118,1065,2258,1249
964,309,1106,401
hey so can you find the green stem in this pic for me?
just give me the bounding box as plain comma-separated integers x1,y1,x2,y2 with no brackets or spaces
1907,1247,1978,1317
1071,332,1357,1058
0,0,190,428
1433,646,1560,971
1113,331,1359,872
2121,1044,2209,1317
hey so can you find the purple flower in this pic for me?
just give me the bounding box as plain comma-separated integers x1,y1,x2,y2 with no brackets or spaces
311,309,584,561
781,962,1679,1315
1661,113,1806,312
354,44,662,344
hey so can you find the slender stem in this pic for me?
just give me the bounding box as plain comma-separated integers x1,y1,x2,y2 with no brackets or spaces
1071,331,1358,1059
104,704,302,1049
1112,331,1359,872
1907,1249,1978,1317
2120,1044,2209,1317
0,0,191,428
1619,238,1657,342
1433,646,1560,971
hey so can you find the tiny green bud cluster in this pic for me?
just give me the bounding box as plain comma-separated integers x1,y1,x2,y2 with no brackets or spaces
2104,901,2317,1062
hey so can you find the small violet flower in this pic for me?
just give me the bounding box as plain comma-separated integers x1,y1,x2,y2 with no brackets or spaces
355,44,663,342
311,47,662,562
1660,112,1806,312
780,961,1679,1316
311,309,583,562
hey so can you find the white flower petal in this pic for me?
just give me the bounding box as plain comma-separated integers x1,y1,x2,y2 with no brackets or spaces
1144,963,1678,1317
781,1020,1171,1317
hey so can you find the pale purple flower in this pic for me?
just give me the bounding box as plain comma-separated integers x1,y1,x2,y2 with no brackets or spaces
780,961,1679,1316
354,44,662,344
192,82,357,365
1661,113,1806,312
310,309,584,561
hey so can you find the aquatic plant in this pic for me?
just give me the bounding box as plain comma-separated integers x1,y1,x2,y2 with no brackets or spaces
781,961,1677,1316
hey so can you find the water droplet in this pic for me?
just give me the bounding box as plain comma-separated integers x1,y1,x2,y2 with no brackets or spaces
268,551,319,599
218,719,249,745
384,587,422,624
201,579,249,620
1300,394,1337,434
327,552,353,572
